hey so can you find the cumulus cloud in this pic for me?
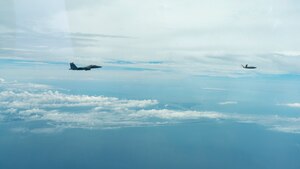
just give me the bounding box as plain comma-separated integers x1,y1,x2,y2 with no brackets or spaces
131,109,225,120
0,87,222,130
1,79,300,134
0,79,52,92
0,90,157,110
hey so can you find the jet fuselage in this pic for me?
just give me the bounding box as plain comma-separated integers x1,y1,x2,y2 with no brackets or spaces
70,62,102,71
242,64,256,69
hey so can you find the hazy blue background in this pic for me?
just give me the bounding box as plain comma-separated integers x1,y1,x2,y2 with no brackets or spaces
1,0,300,169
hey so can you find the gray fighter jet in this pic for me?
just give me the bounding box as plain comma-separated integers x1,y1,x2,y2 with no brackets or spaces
242,64,256,69
69,62,102,71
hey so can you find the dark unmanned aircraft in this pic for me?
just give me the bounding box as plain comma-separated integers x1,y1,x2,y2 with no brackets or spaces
242,64,256,69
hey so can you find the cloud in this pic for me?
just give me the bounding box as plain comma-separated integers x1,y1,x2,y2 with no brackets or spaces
0,79,53,92
1,78,300,134
270,126,300,134
282,103,300,108
11,127,63,134
0,90,157,109
71,32,136,39
2,1,300,77
0,78,162,130
219,101,238,105
131,109,225,120
0,48,37,52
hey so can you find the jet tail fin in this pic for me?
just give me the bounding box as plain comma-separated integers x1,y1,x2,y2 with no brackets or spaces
70,62,78,70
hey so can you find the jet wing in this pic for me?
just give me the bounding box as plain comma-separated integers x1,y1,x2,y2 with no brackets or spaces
87,65,102,69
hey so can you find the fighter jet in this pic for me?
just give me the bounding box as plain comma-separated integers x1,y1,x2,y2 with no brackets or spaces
242,64,256,69
69,62,102,71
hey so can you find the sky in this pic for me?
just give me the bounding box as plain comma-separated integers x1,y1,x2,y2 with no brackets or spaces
1,1,300,169
1,0,300,76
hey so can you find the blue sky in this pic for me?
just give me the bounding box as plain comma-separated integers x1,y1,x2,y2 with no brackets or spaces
0,0,300,132
1,1,300,168
2,0,300,77
1,0,300,133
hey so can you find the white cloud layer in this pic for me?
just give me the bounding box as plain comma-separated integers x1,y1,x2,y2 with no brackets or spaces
2,0,300,77
283,103,300,108
219,101,238,105
1,79,300,134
